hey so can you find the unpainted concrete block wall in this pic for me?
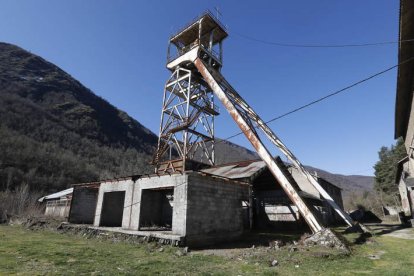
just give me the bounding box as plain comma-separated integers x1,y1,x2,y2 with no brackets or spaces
90,173,250,246
93,174,188,235
69,187,99,224
185,173,250,246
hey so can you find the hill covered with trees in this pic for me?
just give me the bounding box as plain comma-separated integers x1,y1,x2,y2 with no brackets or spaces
373,138,406,206
0,42,158,192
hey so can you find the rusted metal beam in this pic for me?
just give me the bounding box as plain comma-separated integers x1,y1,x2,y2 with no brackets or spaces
258,117,370,231
163,11,363,236
192,55,369,233
194,58,323,233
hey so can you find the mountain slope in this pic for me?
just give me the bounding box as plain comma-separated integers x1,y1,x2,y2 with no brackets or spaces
0,42,158,191
214,139,259,164
305,166,374,195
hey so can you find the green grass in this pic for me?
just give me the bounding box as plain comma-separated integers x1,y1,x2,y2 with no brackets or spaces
0,225,413,275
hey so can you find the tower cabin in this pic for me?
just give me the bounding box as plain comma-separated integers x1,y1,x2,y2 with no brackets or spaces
153,11,228,173
167,11,228,71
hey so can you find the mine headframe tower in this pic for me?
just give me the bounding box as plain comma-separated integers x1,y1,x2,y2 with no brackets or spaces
153,11,369,234
153,11,226,173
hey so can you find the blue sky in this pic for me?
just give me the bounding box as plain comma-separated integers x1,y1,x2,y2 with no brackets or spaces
0,1,400,176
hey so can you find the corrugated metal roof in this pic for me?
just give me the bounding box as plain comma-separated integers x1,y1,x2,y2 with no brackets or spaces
201,160,266,180
201,160,338,200
38,188,73,202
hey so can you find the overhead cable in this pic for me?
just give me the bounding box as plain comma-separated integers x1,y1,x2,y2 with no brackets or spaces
218,56,414,143
232,31,414,48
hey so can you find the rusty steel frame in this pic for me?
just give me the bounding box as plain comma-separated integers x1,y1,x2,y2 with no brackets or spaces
153,66,217,172
197,61,360,227
192,55,368,233
161,12,367,233
193,58,322,233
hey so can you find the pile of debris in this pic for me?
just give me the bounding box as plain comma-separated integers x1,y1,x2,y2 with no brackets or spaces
300,228,349,251
268,229,349,253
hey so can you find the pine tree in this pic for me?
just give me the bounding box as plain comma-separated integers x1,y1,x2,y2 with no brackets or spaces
373,138,406,205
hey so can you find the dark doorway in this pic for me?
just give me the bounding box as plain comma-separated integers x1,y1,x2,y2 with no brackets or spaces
100,191,126,227
139,188,174,230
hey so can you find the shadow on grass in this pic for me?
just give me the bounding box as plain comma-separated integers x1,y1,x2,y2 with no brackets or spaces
339,223,407,245
353,232,373,245
192,229,307,250
368,223,406,236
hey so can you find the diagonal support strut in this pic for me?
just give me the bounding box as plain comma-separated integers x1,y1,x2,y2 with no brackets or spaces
193,58,323,233
192,55,369,234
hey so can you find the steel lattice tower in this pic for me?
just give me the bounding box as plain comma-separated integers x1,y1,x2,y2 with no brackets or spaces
152,11,368,234
153,11,226,173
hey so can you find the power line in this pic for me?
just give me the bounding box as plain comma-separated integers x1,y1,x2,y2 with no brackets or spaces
216,9,406,48
232,31,414,48
217,56,414,143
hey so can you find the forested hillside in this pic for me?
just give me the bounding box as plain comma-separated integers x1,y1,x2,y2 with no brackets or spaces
0,42,157,192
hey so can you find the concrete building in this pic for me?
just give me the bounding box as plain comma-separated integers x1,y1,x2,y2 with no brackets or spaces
67,159,344,246
69,172,250,246
38,188,73,218
395,0,414,222
201,158,344,230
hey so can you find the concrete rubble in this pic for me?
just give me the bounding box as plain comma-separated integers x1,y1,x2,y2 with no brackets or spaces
269,240,284,250
301,228,349,251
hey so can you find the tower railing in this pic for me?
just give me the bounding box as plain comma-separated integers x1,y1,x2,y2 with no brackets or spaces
168,10,227,41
